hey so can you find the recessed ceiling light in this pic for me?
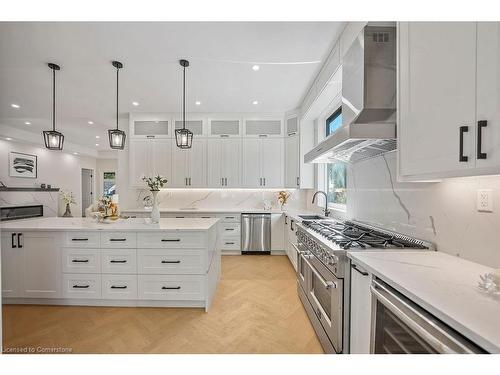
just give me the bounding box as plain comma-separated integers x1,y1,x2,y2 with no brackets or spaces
11,104,20,109
5,137,12,141
88,121,94,125
252,100,259,105
73,152,78,155
95,143,99,147
95,135,100,139
195,101,201,106
24,121,31,125
132,101,139,106
252,65,260,71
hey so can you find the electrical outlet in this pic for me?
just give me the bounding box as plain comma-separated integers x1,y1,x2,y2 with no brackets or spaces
477,189,493,212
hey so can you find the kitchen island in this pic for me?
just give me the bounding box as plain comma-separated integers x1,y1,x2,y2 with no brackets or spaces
0,217,220,311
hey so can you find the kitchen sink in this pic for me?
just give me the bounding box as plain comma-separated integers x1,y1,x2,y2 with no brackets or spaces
298,215,324,220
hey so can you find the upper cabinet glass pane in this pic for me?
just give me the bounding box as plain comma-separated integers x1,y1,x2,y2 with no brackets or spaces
134,120,169,136
175,120,203,135
245,120,281,135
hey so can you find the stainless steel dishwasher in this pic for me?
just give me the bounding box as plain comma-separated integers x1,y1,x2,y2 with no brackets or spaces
241,213,271,254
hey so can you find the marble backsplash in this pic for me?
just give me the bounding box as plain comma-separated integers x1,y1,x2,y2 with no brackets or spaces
347,151,500,268
125,189,308,212
0,191,59,217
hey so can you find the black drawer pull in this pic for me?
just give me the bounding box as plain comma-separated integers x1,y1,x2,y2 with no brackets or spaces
477,120,487,159
201,216,211,219
225,228,235,231
110,285,128,289
162,286,181,290
72,238,89,241
73,285,90,289
161,260,181,264
109,238,126,242
110,260,127,264
161,239,181,242
72,259,89,263
225,216,235,219
175,216,185,218
225,242,235,245
459,126,469,162
351,264,369,276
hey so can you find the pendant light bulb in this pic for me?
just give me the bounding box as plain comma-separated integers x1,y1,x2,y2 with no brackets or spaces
43,63,64,150
175,59,193,149
108,60,126,150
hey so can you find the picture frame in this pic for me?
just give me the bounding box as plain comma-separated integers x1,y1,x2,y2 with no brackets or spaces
9,151,38,178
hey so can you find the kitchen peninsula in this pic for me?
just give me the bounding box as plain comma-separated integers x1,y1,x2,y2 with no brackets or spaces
0,217,220,311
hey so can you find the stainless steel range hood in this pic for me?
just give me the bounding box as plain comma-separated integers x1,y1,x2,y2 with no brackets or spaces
305,25,397,164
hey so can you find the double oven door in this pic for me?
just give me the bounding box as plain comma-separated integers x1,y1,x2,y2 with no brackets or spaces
297,246,343,353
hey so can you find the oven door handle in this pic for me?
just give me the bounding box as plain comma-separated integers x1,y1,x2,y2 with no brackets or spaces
370,280,477,354
302,254,337,290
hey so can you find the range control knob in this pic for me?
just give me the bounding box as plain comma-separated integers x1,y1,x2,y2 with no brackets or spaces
327,255,339,266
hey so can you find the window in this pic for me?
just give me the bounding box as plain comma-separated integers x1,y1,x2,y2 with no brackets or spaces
325,108,346,207
326,107,342,137
103,172,116,197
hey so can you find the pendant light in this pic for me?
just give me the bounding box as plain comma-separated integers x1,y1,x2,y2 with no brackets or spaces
43,63,64,150
108,61,126,149
175,59,193,149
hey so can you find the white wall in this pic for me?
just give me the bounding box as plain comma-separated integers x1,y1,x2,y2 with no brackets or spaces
0,139,96,217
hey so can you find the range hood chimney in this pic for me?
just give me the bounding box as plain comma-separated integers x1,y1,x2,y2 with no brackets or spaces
305,25,397,164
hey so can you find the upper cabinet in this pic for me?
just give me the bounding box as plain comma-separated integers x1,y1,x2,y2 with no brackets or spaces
129,138,173,187
171,138,207,188
207,138,242,188
208,118,242,138
285,116,299,137
242,138,284,188
398,22,500,180
130,113,172,138
243,118,283,137
174,119,205,137
285,135,300,188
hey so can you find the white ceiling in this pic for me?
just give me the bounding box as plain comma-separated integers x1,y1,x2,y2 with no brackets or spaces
0,22,345,150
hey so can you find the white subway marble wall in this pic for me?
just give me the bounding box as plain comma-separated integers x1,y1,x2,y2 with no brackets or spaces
347,151,500,268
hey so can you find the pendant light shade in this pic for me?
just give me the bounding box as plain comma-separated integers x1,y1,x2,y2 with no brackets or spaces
43,63,64,150
108,61,126,150
175,59,193,149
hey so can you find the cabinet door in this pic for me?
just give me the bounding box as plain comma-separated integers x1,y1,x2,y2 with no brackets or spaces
151,139,172,187
221,138,242,187
188,138,207,187
399,22,477,178
1,233,20,297
476,22,500,170
207,139,223,187
20,232,61,298
171,142,189,188
285,135,299,188
270,214,284,251
350,263,372,354
242,138,261,188
129,139,151,187
261,138,284,188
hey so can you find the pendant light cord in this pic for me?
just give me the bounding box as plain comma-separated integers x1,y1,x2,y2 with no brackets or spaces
183,65,186,130
52,68,56,132
116,66,119,130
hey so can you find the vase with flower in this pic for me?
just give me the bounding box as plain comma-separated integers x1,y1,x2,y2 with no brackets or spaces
60,190,76,217
277,191,290,211
142,175,168,223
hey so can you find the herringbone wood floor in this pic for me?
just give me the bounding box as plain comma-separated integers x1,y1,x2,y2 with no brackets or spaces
2,255,323,354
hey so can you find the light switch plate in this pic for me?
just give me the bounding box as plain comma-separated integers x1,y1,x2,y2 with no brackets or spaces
477,189,493,212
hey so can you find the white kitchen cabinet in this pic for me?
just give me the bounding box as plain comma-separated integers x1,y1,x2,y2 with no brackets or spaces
207,138,241,188
242,137,284,188
243,118,283,137
398,22,477,179
285,134,300,188
1,232,61,299
270,214,285,251
349,262,372,354
129,138,172,187
283,216,298,271
129,113,172,138
172,138,207,187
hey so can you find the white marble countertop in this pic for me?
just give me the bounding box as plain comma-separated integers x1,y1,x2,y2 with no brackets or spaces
0,217,219,231
348,251,500,353
121,207,283,214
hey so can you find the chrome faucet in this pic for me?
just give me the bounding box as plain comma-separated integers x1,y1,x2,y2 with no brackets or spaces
312,190,331,217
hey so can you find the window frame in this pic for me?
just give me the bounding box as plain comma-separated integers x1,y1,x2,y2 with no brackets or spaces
325,107,342,137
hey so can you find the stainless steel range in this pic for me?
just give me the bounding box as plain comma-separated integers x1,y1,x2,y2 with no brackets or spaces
295,219,434,354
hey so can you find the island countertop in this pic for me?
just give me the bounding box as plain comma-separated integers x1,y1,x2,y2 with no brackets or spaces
0,217,219,232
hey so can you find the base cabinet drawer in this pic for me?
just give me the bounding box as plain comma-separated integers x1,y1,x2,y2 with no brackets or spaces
219,214,240,223
62,248,100,274
137,232,205,248
138,275,205,301
102,274,138,300
64,232,100,248
62,273,102,299
101,248,137,274
220,236,241,251
137,249,206,274
220,223,240,236
100,232,137,248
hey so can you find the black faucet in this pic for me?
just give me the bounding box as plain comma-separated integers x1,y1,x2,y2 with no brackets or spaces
312,191,331,217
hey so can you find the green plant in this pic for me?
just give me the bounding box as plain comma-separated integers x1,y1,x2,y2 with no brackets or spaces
142,175,168,191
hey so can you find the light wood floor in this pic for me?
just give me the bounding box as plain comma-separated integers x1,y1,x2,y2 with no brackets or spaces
2,255,323,354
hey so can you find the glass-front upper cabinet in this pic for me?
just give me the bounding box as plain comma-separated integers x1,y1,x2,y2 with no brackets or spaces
243,118,283,138
129,113,172,138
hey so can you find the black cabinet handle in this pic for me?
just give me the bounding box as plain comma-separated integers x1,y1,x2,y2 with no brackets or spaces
162,286,181,290
225,242,235,245
110,285,127,289
351,264,369,276
201,216,211,219
109,238,126,242
72,259,89,263
284,216,288,225
225,228,235,231
296,177,300,186
290,220,295,231
459,126,469,162
17,233,23,248
161,260,181,264
110,260,127,263
72,238,89,241
161,239,181,242
477,120,487,159
11,233,16,248
73,285,90,289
